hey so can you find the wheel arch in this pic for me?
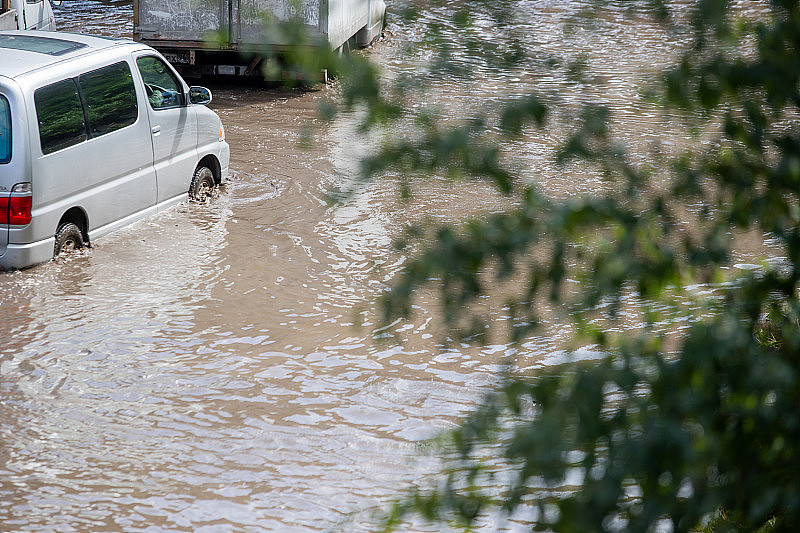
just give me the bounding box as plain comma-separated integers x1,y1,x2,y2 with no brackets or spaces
197,154,222,185
57,207,89,244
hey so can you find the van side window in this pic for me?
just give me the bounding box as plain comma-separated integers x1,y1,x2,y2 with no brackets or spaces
35,79,87,155
0,95,10,164
136,57,185,110
79,62,138,137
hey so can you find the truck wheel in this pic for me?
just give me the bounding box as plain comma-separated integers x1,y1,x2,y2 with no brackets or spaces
189,165,215,202
54,222,84,256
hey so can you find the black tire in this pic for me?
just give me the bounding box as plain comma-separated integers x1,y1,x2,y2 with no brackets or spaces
54,222,84,256
189,165,215,202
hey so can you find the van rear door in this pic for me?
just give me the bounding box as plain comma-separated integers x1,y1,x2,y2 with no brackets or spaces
0,92,12,257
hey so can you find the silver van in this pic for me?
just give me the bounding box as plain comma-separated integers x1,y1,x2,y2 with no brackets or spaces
0,30,230,270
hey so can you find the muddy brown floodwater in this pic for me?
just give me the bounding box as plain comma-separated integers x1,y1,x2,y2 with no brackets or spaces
0,1,781,531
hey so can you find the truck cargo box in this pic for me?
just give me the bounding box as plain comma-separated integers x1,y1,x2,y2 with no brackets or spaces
133,0,385,77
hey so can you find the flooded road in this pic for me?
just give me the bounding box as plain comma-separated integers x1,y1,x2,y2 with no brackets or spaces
0,1,779,531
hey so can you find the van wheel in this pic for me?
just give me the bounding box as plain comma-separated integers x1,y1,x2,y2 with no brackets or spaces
54,222,84,256
189,166,215,202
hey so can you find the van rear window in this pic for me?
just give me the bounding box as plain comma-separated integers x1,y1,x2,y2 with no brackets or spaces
35,79,87,155
0,95,9,164
34,62,138,155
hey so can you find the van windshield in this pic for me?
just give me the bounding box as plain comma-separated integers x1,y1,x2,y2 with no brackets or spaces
0,95,9,164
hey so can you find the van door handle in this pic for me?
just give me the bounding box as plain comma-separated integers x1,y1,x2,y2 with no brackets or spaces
151,126,161,136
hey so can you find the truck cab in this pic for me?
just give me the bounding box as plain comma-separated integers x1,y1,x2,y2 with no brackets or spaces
0,0,57,31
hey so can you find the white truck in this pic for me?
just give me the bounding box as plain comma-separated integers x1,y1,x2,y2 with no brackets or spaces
0,0,57,31
133,0,386,78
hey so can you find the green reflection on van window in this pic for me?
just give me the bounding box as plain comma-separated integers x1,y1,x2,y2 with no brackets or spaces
0,96,10,164
79,61,138,137
136,56,184,110
35,79,87,155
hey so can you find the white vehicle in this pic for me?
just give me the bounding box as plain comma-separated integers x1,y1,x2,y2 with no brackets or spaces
0,30,230,270
0,0,57,31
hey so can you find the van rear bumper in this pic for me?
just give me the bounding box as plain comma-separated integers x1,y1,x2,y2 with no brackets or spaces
0,238,54,271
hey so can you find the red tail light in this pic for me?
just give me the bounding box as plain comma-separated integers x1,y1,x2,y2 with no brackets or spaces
1,183,32,226
9,195,32,225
